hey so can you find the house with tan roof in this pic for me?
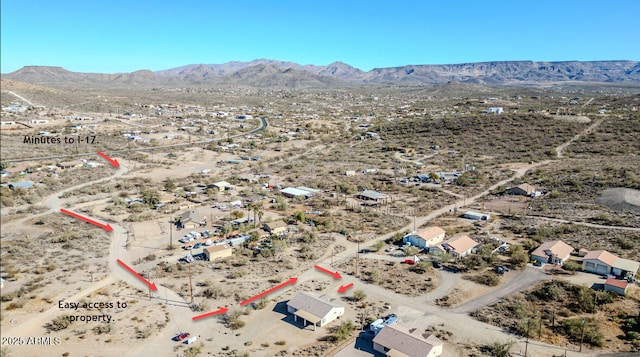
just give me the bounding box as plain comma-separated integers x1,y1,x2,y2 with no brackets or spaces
582,250,639,279
286,292,344,331
506,183,536,196
373,324,444,357
432,235,479,258
531,240,574,265
403,227,446,250
203,244,232,261
264,220,287,236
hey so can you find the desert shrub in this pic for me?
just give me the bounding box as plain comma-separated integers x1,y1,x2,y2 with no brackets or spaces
531,282,565,301
143,254,156,262
224,310,246,330
254,298,268,310
576,286,595,312
352,290,366,301
48,315,71,331
330,320,355,342
371,240,385,251
562,260,582,272
93,323,112,334
136,324,154,339
473,272,500,286
509,246,529,268
483,341,515,357
559,318,604,347
274,340,286,346
411,261,432,274
5,300,25,310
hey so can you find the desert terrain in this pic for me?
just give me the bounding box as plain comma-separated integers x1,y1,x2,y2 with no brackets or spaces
1,76,639,357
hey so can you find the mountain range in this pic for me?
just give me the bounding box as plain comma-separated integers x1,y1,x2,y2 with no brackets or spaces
3,59,640,87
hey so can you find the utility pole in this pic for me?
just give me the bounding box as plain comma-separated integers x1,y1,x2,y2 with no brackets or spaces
188,249,194,305
169,216,173,249
579,319,586,352
524,318,530,357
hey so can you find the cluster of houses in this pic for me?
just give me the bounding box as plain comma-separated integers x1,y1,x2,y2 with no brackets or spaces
531,239,639,295
285,291,443,357
1,159,105,190
402,226,480,258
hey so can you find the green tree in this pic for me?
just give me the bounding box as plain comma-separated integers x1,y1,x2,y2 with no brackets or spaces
230,210,244,219
509,245,529,268
141,189,160,206
293,211,305,224
403,245,420,256
164,178,176,192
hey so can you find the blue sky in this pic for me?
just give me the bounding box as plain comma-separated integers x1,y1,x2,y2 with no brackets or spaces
2,0,639,73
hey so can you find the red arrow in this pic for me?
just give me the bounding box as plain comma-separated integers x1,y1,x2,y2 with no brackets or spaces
97,151,120,167
192,307,228,321
116,259,158,291
337,283,354,293
314,265,342,279
60,208,113,232
240,277,298,306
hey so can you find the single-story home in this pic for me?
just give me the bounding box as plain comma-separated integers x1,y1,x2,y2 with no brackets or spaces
582,250,639,279
203,244,232,261
264,220,287,236
280,187,316,199
373,324,444,357
403,227,446,250
178,210,205,229
531,240,574,265
210,181,234,191
357,190,389,202
57,161,84,170
433,235,479,258
462,211,490,221
506,183,536,196
603,278,629,296
286,292,344,331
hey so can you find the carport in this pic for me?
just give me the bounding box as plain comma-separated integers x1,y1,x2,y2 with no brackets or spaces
294,310,321,331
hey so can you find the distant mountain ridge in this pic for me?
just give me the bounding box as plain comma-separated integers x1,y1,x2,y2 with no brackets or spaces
3,60,640,87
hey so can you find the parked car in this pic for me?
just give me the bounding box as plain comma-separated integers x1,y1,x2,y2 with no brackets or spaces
172,332,190,342
193,242,202,249
385,247,395,252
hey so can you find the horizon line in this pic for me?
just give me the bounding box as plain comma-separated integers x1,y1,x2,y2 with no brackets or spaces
2,58,638,76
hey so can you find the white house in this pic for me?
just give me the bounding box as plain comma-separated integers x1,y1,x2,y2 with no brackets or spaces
286,292,344,331
403,227,446,250
487,107,504,114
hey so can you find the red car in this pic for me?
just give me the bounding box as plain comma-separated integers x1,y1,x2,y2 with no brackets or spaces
172,332,190,342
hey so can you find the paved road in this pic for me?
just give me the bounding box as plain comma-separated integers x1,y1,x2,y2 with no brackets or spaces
451,265,548,313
